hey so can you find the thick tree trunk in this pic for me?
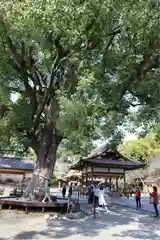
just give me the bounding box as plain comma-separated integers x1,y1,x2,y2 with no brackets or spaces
24,125,62,201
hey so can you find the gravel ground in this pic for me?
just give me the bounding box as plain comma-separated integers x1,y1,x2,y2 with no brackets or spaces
0,206,160,240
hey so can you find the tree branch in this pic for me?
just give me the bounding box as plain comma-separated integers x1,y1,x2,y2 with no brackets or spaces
129,89,154,105
0,104,10,118
4,34,40,121
101,27,121,73
6,36,32,90
26,36,67,131
127,101,144,107
6,86,24,94
118,42,160,101
33,57,60,130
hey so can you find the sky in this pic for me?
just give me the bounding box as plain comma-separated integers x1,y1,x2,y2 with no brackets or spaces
123,132,137,142
10,93,19,103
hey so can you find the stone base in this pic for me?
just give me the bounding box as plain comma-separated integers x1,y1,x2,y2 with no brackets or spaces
68,200,80,213
66,212,86,219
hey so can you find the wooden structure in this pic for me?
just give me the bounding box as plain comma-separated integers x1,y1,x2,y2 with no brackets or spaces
71,144,146,190
0,157,35,182
143,176,160,192
142,156,160,192
0,197,68,213
62,170,82,183
61,170,104,184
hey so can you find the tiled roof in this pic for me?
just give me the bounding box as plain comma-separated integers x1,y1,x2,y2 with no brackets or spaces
85,143,132,162
87,158,145,167
71,144,146,171
87,143,109,159
0,157,35,171
71,158,146,170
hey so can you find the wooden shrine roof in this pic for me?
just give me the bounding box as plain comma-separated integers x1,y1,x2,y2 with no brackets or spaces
144,176,160,184
0,157,35,174
62,170,82,180
71,143,146,171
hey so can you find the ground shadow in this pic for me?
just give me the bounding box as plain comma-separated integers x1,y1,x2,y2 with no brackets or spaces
112,210,160,240
7,206,160,240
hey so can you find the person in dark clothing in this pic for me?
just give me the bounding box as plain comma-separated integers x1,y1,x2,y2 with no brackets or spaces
68,183,73,199
150,186,159,218
135,188,141,209
62,184,66,198
88,185,94,206
94,185,99,205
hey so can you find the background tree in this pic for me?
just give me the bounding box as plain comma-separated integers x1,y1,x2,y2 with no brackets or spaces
120,129,160,163
0,0,159,198
119,127,160,183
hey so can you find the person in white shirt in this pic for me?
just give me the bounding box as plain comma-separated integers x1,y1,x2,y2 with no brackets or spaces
98,186,108,211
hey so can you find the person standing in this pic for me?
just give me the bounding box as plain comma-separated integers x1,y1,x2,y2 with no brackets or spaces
62,184,66,198
135,188,141,209
42,180,52,203
98,186,108,211
94,185,99,205
68,183,73,200
150,186,159,218
88,185,94,206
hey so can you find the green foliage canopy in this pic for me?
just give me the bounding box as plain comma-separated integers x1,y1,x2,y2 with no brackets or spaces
120,130,160,163
0,0,159,158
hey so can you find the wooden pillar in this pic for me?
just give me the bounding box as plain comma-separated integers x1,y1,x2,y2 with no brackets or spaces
109,177,112,190
80,173,84,197
91,165,94,184
81,173,84,186
124,172,126,189
85,165,88,187
22,174,25,183
116,178,118,191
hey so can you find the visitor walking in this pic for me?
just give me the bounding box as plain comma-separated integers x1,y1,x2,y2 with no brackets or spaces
42,180,52,203
150,186,159,218
135,188,141,209
62,184,66,198
98,186,108,211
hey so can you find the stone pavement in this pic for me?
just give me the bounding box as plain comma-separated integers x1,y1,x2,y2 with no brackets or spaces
51,188,160,213
111,197,160,213
0,205,159,240
1,188,159,214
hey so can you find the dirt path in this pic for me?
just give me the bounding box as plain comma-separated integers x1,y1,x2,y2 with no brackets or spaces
0,206,160,240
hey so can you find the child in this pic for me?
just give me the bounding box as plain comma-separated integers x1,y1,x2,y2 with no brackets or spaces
150,186,159,218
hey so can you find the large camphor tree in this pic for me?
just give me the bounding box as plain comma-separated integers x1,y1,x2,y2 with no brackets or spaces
0,0,159,199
